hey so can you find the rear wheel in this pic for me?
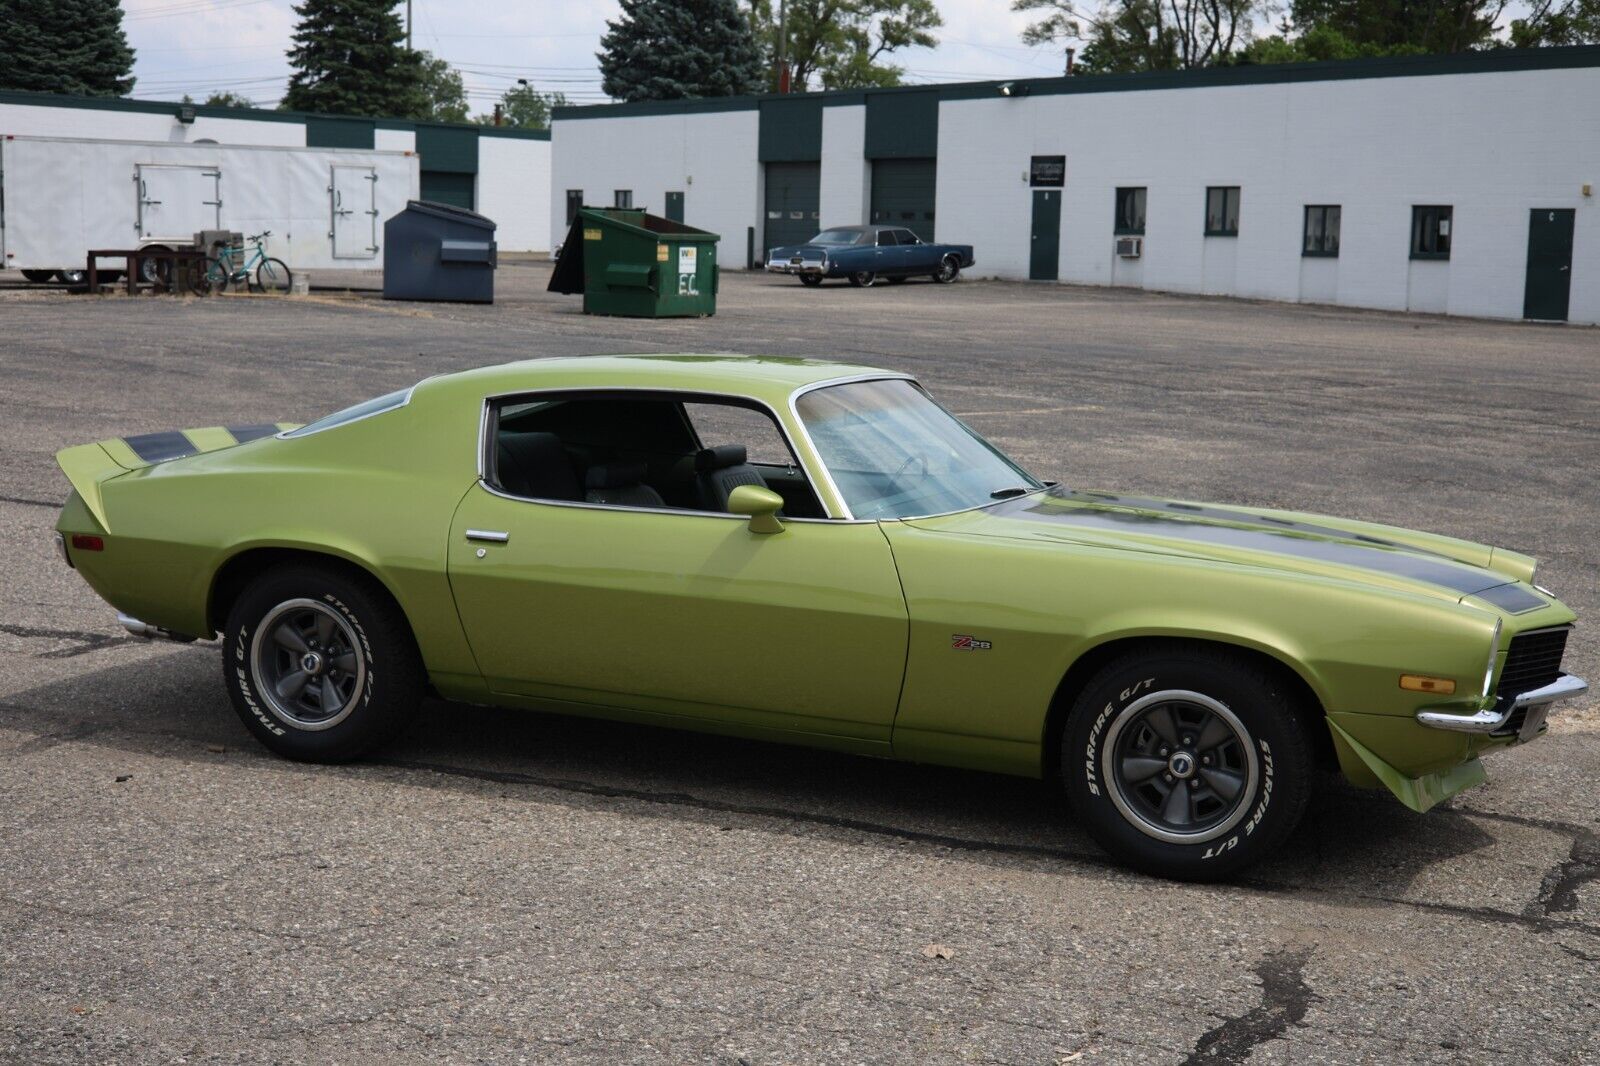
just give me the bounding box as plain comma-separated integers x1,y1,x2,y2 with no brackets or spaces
223,564,423,762
798,275,823,287
1061,646,1313,881
847,271,876,287
254,257,291,294
22,269,56,283
933,255,960,283
56,269,89,285
203,257,232,293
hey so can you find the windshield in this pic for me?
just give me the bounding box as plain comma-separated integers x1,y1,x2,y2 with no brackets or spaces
810,229,863,246
796,378,1042,520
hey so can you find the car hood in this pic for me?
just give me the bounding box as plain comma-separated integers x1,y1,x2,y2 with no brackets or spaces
906,486,1549,613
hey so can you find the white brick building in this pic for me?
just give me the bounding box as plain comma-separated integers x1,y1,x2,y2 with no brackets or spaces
552,47,1600,324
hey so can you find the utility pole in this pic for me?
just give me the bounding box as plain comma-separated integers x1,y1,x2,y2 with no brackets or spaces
1064,47,1074,75
776,0,790,93
406,0,413,51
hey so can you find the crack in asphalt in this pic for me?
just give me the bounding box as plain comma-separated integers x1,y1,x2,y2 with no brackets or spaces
1531,832,1600,917
376,756,1600,942
0,493,60,509
0,623,135,659
1181,946,1318,1064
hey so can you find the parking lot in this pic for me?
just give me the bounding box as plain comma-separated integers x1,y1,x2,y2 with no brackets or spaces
2,264,1597,1064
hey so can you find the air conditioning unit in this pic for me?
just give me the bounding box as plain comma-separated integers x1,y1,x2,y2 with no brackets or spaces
1116,236,1143,259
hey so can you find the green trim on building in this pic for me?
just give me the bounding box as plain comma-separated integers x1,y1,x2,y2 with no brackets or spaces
864,90,937,159
0,87,550,143
758,96,823,162
551,44,1600,123
306,115,376,150
415,124,479,174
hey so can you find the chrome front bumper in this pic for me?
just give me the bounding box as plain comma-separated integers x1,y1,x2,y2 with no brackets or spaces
1417,673,1588,741
765,259,825,276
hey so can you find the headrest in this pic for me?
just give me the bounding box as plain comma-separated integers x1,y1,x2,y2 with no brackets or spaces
695,444,747,472
585,462,649,490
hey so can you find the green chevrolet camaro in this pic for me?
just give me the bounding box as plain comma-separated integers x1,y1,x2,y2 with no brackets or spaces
54,356,1585,879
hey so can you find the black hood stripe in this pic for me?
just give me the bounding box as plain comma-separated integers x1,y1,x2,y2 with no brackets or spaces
226,424,279,443
993,487,1506,598
124,430,198,463
1473,583,1548,614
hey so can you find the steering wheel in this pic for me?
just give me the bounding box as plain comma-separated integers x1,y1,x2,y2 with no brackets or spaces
893,453,928,481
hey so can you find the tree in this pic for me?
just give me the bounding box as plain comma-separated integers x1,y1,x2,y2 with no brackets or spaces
749,0,942,91
415,51,469,122
282,0,426,117
598,0,766,102
0,0,135,96
1288,0,1504,53
477,81,569,129
1507,0,1600,44
1014,0,1250,73
203,90,258,108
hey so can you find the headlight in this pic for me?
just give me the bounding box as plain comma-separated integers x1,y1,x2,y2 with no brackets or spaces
1481,618,1502,700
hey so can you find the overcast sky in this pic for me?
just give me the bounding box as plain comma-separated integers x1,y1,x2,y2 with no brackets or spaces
121,0,1075,112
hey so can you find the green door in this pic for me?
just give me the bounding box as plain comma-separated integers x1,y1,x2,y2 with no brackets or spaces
1523,208,1575,321
1030,190,1060,281
665,191,684,224
446,484,908,741
871,158,936,242
763,162,819,258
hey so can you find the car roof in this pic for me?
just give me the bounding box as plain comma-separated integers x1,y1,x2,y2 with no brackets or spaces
416,354,909,408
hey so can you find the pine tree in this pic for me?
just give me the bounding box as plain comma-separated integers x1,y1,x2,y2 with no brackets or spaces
598,0,766,102
281,0,425,117
0,0,136,96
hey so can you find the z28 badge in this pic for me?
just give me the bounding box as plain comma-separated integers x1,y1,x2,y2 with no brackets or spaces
951,635,992,650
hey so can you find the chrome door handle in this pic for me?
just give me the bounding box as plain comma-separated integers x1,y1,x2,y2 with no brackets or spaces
465,529,509,543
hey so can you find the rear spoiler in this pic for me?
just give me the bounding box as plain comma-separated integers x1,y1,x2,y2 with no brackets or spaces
56,423,297,530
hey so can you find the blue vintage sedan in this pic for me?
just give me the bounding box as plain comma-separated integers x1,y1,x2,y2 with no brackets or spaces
766,225,976,287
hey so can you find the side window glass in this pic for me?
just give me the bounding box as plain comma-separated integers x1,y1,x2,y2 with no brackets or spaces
683,403,796,467
877,230,896,247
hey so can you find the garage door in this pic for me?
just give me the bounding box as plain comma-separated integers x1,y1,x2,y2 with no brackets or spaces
763,162,819,259
871,159,935,242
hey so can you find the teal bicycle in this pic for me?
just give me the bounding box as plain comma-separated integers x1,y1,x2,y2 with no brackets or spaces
203,231,292,295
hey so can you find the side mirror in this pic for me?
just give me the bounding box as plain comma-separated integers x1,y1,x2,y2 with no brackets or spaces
727,485,785,535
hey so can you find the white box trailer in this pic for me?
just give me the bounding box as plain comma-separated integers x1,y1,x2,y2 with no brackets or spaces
0,134,419,278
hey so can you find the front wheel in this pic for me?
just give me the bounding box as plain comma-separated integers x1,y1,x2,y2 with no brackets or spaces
933,256,960,283
139,245,173,287
223,564,423,762
254,257,292,294
1061,646,1313,881
847,271,876,287
798,275,823,287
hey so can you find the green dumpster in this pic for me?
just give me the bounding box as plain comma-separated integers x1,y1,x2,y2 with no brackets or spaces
547,207,719,317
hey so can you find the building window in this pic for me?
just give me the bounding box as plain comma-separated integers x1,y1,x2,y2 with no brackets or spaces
1115,187,1146,235
613,189,633,209
1303,205,1340,257
1205,186,1240,236
565,190,583,225
1411,205,1452,260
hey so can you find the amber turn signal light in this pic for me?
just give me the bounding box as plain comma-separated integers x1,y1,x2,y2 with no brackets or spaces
1399,674,1456,695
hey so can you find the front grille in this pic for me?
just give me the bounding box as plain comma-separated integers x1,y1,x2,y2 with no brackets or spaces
1494,626,1569,735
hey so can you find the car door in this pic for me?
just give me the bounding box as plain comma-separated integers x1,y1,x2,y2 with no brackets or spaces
895,229,933,273
445,392,909,745
874,228,907,275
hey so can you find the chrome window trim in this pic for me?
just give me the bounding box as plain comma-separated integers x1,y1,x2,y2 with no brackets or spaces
787,373,1048,523
473,383,876,524
275,380,423,440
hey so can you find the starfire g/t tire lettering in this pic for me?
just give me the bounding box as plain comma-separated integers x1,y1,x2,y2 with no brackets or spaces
223,564,422,762
1063,645,1313,881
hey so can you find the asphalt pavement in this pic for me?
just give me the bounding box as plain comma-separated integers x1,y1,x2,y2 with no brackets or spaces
2,263,1597,1064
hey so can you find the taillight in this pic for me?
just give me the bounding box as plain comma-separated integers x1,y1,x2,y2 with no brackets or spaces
71,534,105,552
